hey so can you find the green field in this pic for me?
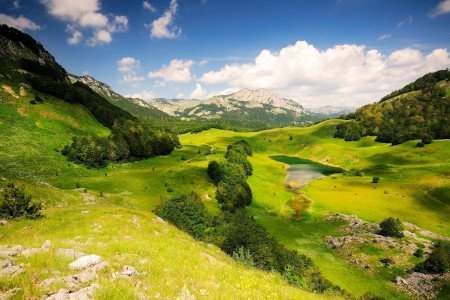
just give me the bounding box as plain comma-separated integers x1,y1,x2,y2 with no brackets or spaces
1,85,449,298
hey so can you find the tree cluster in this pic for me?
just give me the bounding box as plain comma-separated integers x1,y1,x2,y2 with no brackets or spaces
207,140,253,211
414,241,450,274
378,217,404,238
62,119,180,168
335,70,450,145
0,182,42,220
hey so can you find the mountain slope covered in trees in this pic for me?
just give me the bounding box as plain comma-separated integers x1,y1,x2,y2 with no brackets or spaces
334,69,450,144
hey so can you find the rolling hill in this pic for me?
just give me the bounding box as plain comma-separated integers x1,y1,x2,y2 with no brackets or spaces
0,24,449,300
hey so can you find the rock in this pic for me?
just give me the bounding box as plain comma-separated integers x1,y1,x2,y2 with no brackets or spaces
139,259,149,265
0,288,22,299
40,270,97,291
0,260,14,269
179,286,195,300
0,220,7,226
0,263,24,277
69,255,102,270
0,250,21,258
80,211,90,214
56,249,86,260
395,272,443,299
154,217,167,225
132,215,141,229
46,283,98,300
200,252,224,266
113,265,138,278
121,266,138,276
42,240,52,249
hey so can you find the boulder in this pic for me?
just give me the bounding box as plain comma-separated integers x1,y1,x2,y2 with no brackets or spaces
46,283,98,300
68,255,102,270
56,249,86,260
0,263,24,277
113,265,138,278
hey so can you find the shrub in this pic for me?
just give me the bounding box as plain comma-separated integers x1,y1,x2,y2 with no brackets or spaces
0,183,42,219
29,99,37,104
378,217,404,238
414,241,450,274
355,171,364,177
372,176,380,183
35,95,43,103
232,247,255,267
155,193,210,239
422,135,433,145
413,248,424,258
216,180,252,211
416,142,425,147
379,257,392,266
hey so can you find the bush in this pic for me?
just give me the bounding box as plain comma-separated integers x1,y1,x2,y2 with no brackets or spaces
207,160,223,185
378,217,404,238
232,247,255,267
355,171,364,177
422,135,433,145
372,176,380,183
416,142,425,147
414,241,450,274
155,193,210,239
29,99,37,104
0,183,42,219
413,248,424,258
216,180,252,211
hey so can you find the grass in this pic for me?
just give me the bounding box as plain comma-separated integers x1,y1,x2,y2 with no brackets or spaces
1,82,449,299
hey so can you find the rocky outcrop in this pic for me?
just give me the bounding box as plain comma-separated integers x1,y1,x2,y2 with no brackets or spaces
396,272,447,300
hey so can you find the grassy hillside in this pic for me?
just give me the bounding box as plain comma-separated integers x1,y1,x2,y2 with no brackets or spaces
0,84,332,299
1,79,449,298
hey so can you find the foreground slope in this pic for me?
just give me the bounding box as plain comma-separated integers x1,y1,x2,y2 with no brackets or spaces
0,82,327,299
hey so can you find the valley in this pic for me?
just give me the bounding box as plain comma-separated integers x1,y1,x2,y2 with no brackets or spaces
0,23,449,300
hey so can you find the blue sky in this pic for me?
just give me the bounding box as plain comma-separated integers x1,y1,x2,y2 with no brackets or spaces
1,0,450,107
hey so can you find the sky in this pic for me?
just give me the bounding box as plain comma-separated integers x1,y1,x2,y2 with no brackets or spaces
1,0,450,108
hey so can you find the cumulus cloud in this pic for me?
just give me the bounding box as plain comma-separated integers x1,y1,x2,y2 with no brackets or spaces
199,59,208,66
117,57,145,85
190,83,208,99
207,87,240,98
126,90,156,101
0,13,40,30
199,41,450,107
66,25,83,45
149,59,194,83
429,0,450,17
143,1,157,12
149,0,181,39
40,0,128,46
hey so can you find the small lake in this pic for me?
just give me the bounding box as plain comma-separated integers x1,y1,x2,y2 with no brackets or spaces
270,155,343,190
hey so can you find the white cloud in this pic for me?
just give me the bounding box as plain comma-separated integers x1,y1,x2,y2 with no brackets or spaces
40,0,128,46
207,87,240,98
0,13,40,30
429,0,450,17
126,90,156,101
149,0,181,39
66,25,83,45
397,15,413,28
86,30,112,46
13,0,20,9
199,41,450,107
143,1,157,12
176,93,185,98
190,83,208,99
199,59,208,66
149,59,194,83
378,34,391,40
117,57,145,85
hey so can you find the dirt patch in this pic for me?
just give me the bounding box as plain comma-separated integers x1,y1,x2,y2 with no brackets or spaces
1,85,19,99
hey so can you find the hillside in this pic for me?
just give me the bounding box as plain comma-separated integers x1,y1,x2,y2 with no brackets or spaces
1,25,449,300
335,69,450,144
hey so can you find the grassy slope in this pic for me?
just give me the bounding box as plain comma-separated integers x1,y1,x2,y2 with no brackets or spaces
1,84,449,299
0,86,326,299
178,124,449,299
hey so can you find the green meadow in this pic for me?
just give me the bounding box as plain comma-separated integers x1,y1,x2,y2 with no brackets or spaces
0,86,449,298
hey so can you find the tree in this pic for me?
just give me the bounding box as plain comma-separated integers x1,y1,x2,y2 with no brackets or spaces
414,241,450,274
286,193,311,219
372,176,380,183
0,183,42,219
207,160,223,185
378,217,404,238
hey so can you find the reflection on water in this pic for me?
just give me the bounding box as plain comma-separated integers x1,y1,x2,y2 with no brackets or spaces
285,164,326,189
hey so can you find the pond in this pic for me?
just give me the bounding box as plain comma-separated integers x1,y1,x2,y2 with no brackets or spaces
270,155,343,190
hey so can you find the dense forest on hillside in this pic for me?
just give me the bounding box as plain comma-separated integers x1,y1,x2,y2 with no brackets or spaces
335,70,450,144
62,120,180,168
